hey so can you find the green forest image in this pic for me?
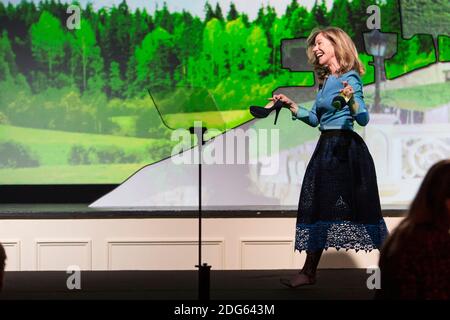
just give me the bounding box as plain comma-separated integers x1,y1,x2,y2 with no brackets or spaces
0,0,449,184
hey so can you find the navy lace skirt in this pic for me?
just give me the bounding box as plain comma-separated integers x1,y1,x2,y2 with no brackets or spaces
295,129,388,252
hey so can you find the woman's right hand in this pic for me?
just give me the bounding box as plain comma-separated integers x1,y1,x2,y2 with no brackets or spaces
267,94,298,115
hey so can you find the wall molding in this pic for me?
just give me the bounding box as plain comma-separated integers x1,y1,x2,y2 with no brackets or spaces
0,240,21,271
35,240,92,271
107,238,225,270
239,238,294,269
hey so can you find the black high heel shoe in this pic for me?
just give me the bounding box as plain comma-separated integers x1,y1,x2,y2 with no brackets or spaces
249,99,286,125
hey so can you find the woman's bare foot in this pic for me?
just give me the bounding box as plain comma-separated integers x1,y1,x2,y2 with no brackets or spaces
280,272,316,288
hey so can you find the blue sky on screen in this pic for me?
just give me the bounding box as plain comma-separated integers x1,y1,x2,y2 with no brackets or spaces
4,0,335,20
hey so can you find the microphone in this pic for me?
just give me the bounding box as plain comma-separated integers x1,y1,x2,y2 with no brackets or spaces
332,93,351,110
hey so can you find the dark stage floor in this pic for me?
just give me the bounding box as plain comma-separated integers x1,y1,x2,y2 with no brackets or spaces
0,269,376,300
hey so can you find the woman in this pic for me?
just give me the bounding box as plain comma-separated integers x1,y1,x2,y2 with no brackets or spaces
270,26,389,287
376,160,450,300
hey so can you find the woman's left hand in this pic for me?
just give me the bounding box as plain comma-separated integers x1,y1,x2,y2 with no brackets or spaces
340,81,354,101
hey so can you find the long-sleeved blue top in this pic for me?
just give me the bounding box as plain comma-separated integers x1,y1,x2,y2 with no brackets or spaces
292,69,369,130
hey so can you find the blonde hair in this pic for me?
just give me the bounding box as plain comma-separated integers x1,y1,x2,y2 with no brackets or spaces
306,26,365,84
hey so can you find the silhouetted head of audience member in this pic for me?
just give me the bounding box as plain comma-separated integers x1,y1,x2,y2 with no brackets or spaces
377,159,450,300
386,159,450,251
407,159,450,229
0,243,6,291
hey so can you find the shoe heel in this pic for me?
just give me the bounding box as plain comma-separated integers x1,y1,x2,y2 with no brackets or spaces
273,99,285,125
273,107,281,125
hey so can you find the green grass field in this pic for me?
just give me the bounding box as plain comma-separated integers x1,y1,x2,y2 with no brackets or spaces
0,110,254,184
0,124,158,166
0,163,148,184
0,125,164,184
164,109,253,132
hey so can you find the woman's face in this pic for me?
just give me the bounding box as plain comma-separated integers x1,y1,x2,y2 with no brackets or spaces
312,33,336,66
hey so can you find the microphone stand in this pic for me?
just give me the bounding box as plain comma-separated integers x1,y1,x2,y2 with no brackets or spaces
189,124,211,301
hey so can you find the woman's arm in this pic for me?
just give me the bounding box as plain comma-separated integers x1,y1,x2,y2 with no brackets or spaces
271,93,319,127
346,73,369,126
291,101,319,127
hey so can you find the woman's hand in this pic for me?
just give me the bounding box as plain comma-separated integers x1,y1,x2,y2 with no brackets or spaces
340,81,354,101
267,94,298,115
341,80,360,113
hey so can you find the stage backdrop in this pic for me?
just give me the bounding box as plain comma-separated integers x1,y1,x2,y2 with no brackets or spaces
0,0,449,207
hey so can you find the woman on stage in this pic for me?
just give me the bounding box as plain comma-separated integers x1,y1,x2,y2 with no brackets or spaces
269,26,389,287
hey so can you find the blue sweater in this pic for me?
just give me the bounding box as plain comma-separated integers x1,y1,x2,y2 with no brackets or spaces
292,69,369,131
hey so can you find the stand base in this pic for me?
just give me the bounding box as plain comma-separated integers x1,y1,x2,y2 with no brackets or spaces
196,263,211,300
